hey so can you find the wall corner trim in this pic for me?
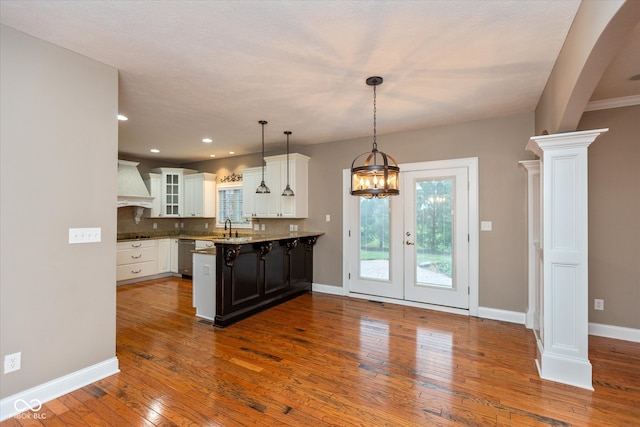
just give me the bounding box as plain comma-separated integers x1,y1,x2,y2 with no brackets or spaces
312,282,347,296
478,307,526,324
588,323,640,343
0,357,119,422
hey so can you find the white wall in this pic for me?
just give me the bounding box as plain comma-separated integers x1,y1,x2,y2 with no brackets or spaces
0,25,118,400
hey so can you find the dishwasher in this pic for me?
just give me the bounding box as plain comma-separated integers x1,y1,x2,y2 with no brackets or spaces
178,239,195,277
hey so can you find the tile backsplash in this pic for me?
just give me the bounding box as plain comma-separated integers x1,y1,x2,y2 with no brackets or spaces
117,206,305,238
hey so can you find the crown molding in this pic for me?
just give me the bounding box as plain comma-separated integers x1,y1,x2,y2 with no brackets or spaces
585,95,640,111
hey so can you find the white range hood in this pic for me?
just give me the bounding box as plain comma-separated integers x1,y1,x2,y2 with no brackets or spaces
117,160,154,222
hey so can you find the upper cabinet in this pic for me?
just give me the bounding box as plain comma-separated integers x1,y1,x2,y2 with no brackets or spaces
242,153,309,218
184,173,217,217
144,168,216,218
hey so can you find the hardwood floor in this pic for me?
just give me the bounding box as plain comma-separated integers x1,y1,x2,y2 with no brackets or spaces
3,277,639,426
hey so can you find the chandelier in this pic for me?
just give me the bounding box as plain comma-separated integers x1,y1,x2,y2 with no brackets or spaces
350,76,399,198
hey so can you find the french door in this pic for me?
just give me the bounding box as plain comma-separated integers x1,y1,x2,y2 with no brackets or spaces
347,159,477,311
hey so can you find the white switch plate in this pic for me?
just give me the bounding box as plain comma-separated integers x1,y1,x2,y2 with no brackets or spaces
68,227,101,244
326,214,331,222
480,221,492,231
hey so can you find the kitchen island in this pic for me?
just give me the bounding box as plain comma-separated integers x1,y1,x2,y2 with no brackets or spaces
193,231,322,327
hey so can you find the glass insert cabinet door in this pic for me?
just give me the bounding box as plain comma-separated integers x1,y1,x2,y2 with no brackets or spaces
165,173,180,216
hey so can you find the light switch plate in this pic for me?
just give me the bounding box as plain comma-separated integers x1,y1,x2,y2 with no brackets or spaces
69,227,101,244
480,221,492,231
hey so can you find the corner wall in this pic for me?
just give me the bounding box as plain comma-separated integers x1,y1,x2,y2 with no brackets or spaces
579,105,640,330
0,25,118,400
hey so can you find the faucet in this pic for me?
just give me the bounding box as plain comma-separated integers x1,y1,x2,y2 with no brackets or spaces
224,218,232,238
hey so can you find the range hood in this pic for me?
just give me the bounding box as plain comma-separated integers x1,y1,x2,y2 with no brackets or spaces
117,160,154,223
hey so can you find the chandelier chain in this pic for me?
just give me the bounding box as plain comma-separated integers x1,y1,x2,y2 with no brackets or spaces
372,84,377,150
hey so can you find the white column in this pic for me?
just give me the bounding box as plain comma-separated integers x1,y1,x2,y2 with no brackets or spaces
526,128,607,390
519,160,540,331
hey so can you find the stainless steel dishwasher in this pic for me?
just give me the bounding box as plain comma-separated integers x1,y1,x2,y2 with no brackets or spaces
178,239,195,277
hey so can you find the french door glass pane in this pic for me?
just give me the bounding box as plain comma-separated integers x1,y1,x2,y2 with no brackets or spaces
415,178,454,288
359,197,390,281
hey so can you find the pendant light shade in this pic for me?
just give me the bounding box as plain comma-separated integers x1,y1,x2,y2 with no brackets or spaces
350,76,399,198
282,131,295,196
256,120,270,194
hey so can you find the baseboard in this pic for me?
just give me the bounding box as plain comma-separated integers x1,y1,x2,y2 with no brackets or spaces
589,323,640,343
478,307,526,324
0,357,119,422
312,282,346,296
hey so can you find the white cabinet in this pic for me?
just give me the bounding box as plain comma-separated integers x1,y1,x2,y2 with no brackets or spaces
117,239,158,282
145,169,215,218
144,168,197,217
267,153,309,218
170,238,179,273
241,153,309,218
157,238,171,273
193,252,216,321
143,173,162,218
184,173,216,218
242,166,270,217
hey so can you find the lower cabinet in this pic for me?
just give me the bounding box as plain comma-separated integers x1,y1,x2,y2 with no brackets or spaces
214,236,318,327
193,252,216,321
117,239,158,282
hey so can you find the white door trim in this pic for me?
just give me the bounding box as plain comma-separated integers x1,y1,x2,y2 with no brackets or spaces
343,157,479,316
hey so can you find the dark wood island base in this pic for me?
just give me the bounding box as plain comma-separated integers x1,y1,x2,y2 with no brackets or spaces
215,235,319,327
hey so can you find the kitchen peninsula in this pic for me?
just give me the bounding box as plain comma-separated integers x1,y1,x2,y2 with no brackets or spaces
194,231,322,327
118,230,323,327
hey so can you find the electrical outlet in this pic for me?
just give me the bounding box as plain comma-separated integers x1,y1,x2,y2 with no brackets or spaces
261,224,265,231
594,299,604,311
4,352,21,374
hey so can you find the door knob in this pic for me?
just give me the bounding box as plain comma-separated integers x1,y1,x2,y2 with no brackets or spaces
405,240,414,245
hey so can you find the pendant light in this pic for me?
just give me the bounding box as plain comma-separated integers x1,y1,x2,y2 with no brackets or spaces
282,131,295,196
350,76,399,198
256,120,270,194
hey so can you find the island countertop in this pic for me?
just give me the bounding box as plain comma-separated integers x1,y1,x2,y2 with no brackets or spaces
117,231,324,244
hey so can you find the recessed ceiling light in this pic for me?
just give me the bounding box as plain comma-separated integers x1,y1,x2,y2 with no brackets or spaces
630,73,640,81
117,114,128,121
202,138,213,143
210,154,216,158
229,151,235,155
150,149,160,153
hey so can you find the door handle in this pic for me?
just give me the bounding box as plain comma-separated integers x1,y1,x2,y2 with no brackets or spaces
405,240,414,245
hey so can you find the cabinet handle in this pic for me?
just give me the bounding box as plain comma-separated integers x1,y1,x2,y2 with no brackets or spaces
131,269,142,274
131,254,142,259
131,243,142,248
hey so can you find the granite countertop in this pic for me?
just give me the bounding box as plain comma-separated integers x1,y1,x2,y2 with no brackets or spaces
118,231,324,245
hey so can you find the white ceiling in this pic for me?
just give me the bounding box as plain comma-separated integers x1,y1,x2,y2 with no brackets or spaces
1,1,637,163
